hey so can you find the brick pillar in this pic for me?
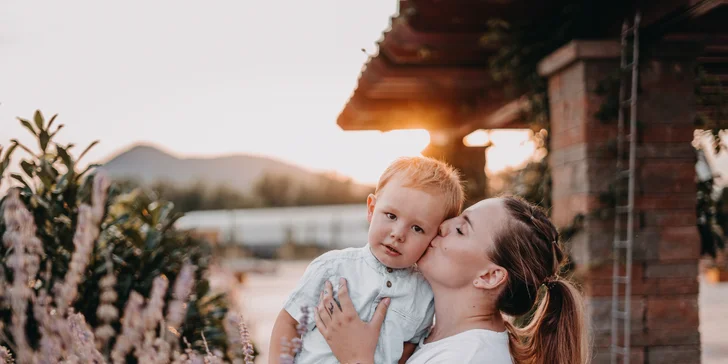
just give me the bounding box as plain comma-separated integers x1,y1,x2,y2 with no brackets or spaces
422,134,488,207
538,40,702,364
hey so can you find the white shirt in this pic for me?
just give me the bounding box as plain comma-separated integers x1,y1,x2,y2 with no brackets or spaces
284,245,435,364
406,329,513,364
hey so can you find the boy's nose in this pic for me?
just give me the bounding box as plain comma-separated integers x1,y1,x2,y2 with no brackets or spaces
390,226,405,242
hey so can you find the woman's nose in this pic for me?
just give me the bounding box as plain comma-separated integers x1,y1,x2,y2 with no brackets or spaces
438,221,449,237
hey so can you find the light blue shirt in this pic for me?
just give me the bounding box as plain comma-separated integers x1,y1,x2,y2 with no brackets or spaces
284,245,435,364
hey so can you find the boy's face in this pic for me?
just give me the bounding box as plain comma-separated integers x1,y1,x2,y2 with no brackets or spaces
366,176,448,269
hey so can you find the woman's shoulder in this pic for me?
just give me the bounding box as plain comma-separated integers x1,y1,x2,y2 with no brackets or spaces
407,329,512,364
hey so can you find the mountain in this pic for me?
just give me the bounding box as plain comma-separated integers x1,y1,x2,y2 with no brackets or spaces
98,144,372,194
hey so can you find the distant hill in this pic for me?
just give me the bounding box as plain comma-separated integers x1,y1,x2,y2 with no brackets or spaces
99,144,372,194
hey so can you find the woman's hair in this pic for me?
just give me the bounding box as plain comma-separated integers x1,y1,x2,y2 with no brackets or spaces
490,196,590,364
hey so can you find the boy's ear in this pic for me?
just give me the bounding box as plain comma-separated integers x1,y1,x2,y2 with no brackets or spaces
366,194,377,223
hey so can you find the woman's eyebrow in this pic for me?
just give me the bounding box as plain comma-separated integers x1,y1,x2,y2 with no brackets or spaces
463,213,473,231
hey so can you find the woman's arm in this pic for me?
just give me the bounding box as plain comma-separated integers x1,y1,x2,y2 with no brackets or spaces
316,279,391,364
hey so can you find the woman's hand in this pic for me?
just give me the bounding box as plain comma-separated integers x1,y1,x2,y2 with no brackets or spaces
315,278,391,364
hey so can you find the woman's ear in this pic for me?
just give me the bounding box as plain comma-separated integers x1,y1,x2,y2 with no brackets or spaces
366,194,377,223
473,266,507,290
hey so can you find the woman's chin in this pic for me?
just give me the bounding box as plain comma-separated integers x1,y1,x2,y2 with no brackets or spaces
416,250,431,269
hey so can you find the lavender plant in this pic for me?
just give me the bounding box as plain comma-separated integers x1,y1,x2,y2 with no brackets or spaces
0,111,256,363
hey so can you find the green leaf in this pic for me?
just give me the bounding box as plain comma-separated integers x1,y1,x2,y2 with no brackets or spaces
18,118,37,136
107,213,130,227
37,159,59,189
1,143,17,175
49,124,65,139
157,202,176,225
53,171,71,195
112,254,128,267
145,230,162,251
47,114,58,129
10,173,32,191
39,130,50,152
10,139,36,157
33,195,51,210
54,215,72,227
56,145,73,171
77,140,99,163
20,160,35,178
75,163,101,182
34,110,45,131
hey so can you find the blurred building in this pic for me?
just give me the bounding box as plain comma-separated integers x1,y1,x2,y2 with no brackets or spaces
177,204,369,258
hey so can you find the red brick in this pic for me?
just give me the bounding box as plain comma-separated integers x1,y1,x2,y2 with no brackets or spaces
635,194,695,210
638,330,701,346
639,160,697,194
584,278,651,296
651,277,700,295
586,123,619,144
647,345,701,364
587,297,646,348
658,226,701,261
643,209,696,228
640,160,695,179
581,262,644,280
551,193,600,227
581,265,699,297
644,262,698,278
549,99,565,129
591,347,645,364
646,297,699,330
636,143,697,159
552,124,587,149
641,125,697,143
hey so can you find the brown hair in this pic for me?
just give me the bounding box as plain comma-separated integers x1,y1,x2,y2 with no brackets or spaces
490,196,589,364
376,156,464,219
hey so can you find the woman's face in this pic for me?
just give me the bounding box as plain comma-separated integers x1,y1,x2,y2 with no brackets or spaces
417,198,509,289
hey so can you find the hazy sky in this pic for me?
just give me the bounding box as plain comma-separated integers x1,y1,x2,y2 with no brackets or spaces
1,0,532,187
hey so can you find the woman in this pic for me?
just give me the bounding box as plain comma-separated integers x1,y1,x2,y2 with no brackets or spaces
314,196,590,364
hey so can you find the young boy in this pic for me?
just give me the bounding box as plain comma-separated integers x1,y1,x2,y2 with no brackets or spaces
270,156,464,364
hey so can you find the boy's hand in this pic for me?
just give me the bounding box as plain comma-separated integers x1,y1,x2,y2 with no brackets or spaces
316,278,390,364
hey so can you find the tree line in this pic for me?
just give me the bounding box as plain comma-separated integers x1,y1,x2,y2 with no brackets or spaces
117,172,374,212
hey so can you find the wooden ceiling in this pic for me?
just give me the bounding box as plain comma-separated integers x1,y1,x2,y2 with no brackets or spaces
337,0,728,132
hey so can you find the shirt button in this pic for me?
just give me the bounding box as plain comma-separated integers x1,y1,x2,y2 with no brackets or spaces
386,281,392,288
386,268,393,273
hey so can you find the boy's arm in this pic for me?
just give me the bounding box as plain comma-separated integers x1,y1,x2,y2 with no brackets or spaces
399,342,417,364
271,251,335,363
269,309,299,364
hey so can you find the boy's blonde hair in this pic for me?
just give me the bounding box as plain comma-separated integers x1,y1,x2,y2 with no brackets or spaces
375,156,464,219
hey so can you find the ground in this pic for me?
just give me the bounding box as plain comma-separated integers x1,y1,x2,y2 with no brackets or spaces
210,260,728,364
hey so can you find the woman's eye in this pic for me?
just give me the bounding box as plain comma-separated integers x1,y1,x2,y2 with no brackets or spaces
386,213,396,220
456,227,463,235
412,226,424,234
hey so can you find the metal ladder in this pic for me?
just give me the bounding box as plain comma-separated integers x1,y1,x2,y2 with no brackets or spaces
611,11,640,364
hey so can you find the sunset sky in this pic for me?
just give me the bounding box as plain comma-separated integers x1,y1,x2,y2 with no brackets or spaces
0,0,533,186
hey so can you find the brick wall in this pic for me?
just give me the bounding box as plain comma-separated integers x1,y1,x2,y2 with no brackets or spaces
539,41,702,363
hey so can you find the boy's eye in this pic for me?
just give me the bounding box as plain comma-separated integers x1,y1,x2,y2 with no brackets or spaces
456,227,463,235
385,213,397,220
412,226,424,234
